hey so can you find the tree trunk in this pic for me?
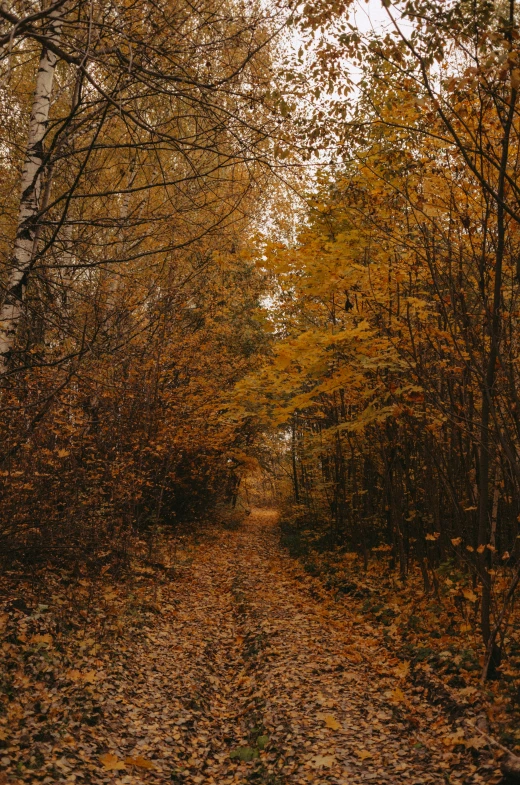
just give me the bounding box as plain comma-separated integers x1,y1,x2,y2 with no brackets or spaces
478,20,517,658
0,9,63,374
291,415,299,503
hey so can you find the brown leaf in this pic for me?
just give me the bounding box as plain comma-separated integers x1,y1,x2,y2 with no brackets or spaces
442,731,465,747
344,646,363,663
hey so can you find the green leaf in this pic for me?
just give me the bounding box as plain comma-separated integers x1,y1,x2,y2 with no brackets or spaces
229,746,259,762
256,735,269,750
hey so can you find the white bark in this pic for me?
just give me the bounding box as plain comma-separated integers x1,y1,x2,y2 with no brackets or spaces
0,8,63,374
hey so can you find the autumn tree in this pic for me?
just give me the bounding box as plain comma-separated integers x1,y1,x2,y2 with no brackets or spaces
0,0,282,375
233,0,520,682
0,0,285,567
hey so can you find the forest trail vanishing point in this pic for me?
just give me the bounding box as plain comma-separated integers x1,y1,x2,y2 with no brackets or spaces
37,510,500,785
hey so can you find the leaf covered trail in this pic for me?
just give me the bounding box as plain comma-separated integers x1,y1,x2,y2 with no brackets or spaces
65,510,497,784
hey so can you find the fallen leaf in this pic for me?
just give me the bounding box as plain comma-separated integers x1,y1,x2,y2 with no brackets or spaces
100,753,126,770
323,713,341,730
394,660,410,679
465,736,487,750
312,754,336,768
30,633,53,645
229,746,259,761
316,691,335,707
389,686,405,704
344,646,363,663
356,749,373,760
442,731,465,747
125,755,156,770
256,735,269,750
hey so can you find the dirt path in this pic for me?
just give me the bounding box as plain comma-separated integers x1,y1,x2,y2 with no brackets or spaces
47,509,499,784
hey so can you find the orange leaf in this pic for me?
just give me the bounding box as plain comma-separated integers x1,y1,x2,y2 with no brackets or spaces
30,633,53,645
125,756,155,770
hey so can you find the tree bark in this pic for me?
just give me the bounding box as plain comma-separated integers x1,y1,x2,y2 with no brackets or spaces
0,8,63,374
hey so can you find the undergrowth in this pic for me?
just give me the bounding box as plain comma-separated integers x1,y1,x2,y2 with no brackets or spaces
279,507,520,753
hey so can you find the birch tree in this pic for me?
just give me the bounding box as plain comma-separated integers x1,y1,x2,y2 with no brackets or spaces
0,4,64,374
0,0,284,379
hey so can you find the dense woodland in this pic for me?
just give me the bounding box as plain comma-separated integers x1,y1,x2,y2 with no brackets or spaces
3,0,520,777
0,0,279,564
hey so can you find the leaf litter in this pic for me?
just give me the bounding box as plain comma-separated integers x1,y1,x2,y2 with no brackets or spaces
0,509,503,783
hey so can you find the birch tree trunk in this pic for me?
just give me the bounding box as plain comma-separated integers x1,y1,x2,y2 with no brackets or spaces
0,8,63,375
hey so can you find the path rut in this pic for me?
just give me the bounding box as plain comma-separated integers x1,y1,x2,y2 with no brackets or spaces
76,509,499,784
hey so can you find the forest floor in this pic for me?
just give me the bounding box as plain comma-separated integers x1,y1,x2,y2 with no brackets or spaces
0,509,505,784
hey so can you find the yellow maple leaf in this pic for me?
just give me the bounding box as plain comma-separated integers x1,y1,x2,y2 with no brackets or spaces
323,714,341,730
356,749,373,760
389,686,405,704
394,661,410,679
465,735,487,750
100,753,126,770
